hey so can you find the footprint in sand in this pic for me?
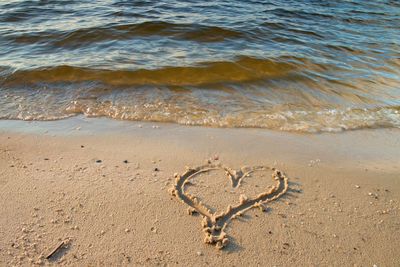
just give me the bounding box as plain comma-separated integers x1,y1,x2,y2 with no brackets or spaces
168,163,289,250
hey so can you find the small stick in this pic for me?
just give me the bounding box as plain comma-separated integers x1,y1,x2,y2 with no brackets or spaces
45,241,65,260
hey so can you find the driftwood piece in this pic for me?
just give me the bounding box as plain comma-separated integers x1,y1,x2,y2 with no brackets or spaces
45,241,66,260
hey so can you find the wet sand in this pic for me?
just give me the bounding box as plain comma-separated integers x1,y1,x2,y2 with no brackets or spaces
0,117,399,266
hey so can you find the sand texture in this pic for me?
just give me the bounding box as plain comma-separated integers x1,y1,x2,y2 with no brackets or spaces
0,118,400,266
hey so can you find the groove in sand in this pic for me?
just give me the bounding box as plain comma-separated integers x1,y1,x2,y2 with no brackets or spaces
169,163,289,249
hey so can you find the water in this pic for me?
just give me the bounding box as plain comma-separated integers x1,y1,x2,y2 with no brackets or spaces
1,0,399,132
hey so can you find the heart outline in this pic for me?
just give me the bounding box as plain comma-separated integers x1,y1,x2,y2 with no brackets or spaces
169,163,289,249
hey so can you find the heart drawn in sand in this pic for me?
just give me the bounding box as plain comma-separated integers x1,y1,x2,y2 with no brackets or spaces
168,163,289,250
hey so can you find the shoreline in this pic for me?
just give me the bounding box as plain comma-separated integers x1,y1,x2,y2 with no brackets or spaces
1,116,399,171
1,118,399,265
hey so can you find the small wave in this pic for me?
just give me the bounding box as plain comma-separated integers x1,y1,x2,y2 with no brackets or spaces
2,56,301,87
1,94,399,133
267,8,335,21
6,21,246,48
56,104,400,133
0,3,67,23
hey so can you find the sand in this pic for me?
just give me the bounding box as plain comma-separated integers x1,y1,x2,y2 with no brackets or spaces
0,117,399,266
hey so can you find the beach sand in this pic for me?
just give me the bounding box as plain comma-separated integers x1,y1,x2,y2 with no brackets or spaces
1,117,399,266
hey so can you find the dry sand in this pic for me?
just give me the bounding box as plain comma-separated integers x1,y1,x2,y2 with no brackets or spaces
0,117,399,266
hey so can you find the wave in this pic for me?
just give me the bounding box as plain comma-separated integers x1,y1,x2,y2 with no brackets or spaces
62,103,400,133
1,96,399,133
6,21,246,47
2,56,305,87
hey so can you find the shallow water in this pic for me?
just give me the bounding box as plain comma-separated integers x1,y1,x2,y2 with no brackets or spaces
0,0,399,132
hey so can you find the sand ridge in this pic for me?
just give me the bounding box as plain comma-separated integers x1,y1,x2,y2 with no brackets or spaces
169,163,289,249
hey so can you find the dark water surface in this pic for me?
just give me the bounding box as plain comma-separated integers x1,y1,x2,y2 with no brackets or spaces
1,0,399,132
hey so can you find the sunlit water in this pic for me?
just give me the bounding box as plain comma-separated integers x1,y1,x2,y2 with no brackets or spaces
1,0,399,132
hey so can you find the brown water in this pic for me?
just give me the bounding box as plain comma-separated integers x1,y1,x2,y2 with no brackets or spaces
1,1,399,132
